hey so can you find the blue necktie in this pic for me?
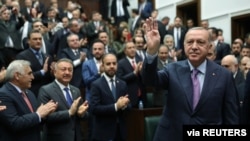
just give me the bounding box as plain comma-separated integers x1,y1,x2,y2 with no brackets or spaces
35,52,43,65
64,87,73,106
110,79,116,99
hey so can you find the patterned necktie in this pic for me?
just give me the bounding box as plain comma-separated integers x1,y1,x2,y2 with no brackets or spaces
35,52,43,65
21,92,34,112
191,69,200,110
63,87,73,106
110,79,116,99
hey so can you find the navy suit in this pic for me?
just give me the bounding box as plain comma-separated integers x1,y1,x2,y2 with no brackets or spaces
215,42,231,64
244,71,250,124
117,57,146,107
16,48,54,96
90,76,129,141
142,58,239,141
0,82,41,141
139,1,153,19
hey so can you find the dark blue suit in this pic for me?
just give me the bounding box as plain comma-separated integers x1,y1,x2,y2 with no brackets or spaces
90,76,129,141
0,82,41,141
139,1,153,19
142,58,239,141
117,57,146,107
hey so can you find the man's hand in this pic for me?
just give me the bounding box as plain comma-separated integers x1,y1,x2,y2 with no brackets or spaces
80,52,86,62
116,95,130,110
77,100,88,117
134,62,143,75
36,100,58,118
43,57,49,73
68,97,81,116
145,17,161,55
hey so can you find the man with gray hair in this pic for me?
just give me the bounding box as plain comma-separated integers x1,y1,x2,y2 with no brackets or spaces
0,60,57,141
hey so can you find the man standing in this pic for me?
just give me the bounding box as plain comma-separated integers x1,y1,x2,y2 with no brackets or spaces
37,58,89,141
16,30,53,97
91,53,130,141
142,18,239,141
0,60,57,141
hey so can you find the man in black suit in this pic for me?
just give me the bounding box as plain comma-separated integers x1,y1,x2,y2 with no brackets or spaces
0,60,57,141
111,0,130,26
208,27,231,64
117,41,144,108
98,31,116,55
38,58,89,141
0,5,24,67
167,16,187,60
90,53,130,141
130,9,142,36
59,33,87,88
16,30,54,97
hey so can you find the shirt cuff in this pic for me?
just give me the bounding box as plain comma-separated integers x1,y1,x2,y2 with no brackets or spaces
114,103,118,111
36,112,41,122
146,52,158,64
40,70,45,75
73,59,81,66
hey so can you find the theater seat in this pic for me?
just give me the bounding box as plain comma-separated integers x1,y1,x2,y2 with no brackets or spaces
144,116,161,141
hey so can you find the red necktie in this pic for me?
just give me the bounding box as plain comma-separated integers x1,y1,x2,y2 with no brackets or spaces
21,92,34,112
132,60,136,70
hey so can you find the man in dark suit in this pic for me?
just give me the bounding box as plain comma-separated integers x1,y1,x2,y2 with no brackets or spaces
98,31,117,55
0,60,57,141
0,5,24,67
244,71,250,124
138,0,153,20
208,27,231,64
142,19,239,141
16,30,54,97
59,33,87,88
130,9,142,36
90,53,130,141
167,16,187,60
111,0,130,26
117,41,144,108
37,58,89,141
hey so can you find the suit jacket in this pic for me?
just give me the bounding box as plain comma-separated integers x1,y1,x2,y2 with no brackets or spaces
82,59,101,102
244,71,250,124
15,48,54,96
0,18,24,50
167,27,187,59
111,0,130,20
117,57,146,107
90,76,129,141
142,58,239,141
86,21,106,44
0,82,41,141
215,42,231,63
130,16,143,35
37,81,84,141
139,1,153,20
59,47,88,87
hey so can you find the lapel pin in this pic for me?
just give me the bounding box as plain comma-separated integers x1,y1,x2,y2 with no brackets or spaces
212,73,215,76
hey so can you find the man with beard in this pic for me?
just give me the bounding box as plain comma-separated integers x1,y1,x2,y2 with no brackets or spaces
231,38,244,62
90,53,130,141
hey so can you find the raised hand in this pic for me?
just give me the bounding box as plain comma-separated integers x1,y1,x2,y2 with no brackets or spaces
145,17,161,55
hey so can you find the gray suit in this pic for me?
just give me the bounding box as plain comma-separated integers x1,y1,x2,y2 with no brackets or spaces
37,81,85,141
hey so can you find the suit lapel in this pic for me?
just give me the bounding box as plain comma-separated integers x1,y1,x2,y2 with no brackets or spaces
177,61,193,110
52,82,70,108
195,61,220,111
101,76,116,101
5,83,34,113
